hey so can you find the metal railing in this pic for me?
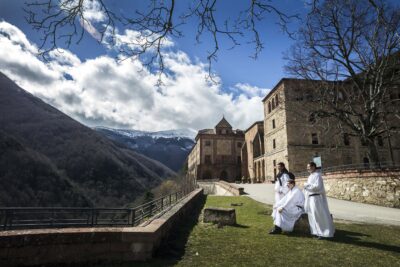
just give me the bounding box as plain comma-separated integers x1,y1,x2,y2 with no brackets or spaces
296,161,400,177
0,189,193,231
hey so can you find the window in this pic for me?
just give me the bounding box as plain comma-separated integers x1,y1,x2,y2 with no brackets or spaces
305,91,313,101
309,113,316,123
237,156,241,164
268,102,271,113
237,142,242,148
273,160,276,167
273,139,276,149
378,136,384,147
311,133,319,145
205,140,211,146
272,98,275,110
275,94,279,107
343,133,350,146
295,93,303,101
361,138,367,146
205,155,211,164
272,119,276,129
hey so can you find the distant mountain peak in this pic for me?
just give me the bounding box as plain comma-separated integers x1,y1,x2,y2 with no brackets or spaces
94,127,197,140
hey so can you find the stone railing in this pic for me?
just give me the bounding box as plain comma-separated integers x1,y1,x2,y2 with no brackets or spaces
0,189,204,267
216,181,244,196
295,170,400,208
197,181,244,196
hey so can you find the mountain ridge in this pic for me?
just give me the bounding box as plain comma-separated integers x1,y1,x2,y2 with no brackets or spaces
0,72,175,207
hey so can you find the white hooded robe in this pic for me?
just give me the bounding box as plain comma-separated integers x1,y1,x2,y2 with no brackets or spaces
272,186,305,232
304,171,335,238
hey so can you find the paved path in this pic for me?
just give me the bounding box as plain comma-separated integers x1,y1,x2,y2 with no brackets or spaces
235,183,400,226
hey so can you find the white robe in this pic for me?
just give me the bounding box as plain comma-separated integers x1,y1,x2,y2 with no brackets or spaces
272,186,305,232
274,172,290,203
304,172,335,238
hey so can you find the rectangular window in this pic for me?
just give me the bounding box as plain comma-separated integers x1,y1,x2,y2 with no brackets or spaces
309,113,316,123
273,160,276,167
377,136,384,147
268,102,271,113
361,138,367,146
272,99,276,110
272,119,276,129
343,133,350,146
311,133,319,145
205,155,211,164
273,139,276,149
275,94,279,106
205,140,211,146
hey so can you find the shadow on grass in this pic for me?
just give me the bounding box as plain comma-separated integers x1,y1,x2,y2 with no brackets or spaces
153,193,207,265
329,229,400,254
231,223,250,228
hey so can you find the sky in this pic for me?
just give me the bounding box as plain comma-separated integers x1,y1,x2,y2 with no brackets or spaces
0,0,309,132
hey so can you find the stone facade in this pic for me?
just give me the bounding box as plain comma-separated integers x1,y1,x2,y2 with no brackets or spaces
187,117,244,182
257,78,400,181
242,121,265,182
296,170,400,208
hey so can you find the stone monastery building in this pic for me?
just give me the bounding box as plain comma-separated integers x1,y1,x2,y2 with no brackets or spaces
188,78,400,182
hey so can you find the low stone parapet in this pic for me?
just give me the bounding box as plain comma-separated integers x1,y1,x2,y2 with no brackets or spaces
295,170,400,208
0,188,204,266
216,181,244,196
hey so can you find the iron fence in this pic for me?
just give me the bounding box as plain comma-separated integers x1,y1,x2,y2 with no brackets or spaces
0,189,193,231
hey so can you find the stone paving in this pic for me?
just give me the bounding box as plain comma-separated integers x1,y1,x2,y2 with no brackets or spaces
235,183,400,226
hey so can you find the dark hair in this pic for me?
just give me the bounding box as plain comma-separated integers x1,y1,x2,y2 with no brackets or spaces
288,172,295,180
288,179,296,185
308,161,317,168
278,162,285,167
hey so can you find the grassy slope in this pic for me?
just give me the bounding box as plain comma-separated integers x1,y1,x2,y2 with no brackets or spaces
104,196,400,267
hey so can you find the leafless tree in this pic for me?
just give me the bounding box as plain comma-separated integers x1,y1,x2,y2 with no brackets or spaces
285,0,400,164
24,0,298,80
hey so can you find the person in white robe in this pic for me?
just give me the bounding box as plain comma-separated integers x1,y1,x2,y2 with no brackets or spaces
274,162,290,203
304,162,335,238
272,162,291,218
270,178,305,234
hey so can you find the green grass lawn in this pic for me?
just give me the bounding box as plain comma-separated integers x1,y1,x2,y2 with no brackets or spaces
109,195,400,267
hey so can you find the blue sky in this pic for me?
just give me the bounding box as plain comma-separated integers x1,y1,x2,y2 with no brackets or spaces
0,0,309,131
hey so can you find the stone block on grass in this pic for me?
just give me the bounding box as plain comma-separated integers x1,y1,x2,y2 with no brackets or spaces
203,207,236,226
293,214,310,234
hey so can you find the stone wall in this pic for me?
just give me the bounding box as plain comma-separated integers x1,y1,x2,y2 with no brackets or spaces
296,170,400,208
0,189,204,266
197,181,243,196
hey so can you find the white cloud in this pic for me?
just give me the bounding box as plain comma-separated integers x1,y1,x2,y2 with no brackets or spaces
0,21,266,132
231,83,270,98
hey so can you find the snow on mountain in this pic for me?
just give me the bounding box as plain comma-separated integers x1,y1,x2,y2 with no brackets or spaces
94,127,197,140
94,126,196,172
